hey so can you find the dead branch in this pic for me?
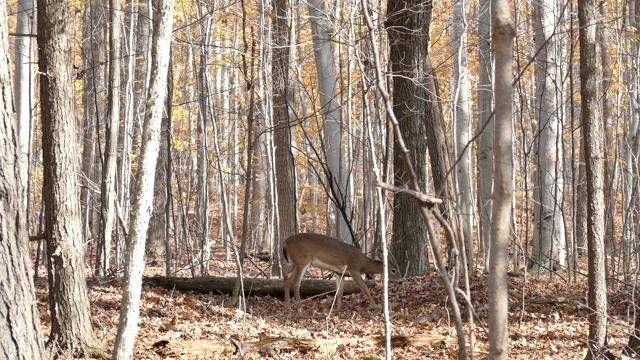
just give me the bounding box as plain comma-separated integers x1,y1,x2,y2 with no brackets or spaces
375,181,443,206
147,276,375,299
153,333,450,357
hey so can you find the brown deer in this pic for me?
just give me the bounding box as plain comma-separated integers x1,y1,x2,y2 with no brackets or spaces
283,233,402,311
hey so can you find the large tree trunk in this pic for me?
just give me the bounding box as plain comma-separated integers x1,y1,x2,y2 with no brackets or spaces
37,0,104,356
308,0,350,243
579,0,608,357
112,0,176,358
530,0,566,271
0,5,45,356
488,1,515,358
272,0,298,273
385,0,432,276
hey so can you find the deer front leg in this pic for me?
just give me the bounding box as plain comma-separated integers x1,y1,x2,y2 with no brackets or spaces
351,271,379,309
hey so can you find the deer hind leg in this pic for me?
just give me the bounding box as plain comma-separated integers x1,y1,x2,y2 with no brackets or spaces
290,262,309,305
284,268,294,308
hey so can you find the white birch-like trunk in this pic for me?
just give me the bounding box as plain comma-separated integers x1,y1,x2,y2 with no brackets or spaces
532,0,566,270
13,0,34,191
452,0,474,270
488,1,514,357
477,0,494,272
112,0,175,358
308,0,351,243
623,6,640,277
119,0,137,229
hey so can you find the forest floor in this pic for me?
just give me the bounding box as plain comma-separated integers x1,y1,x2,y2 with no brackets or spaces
34,254,636,359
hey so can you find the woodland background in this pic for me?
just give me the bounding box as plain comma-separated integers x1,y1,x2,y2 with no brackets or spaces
2,0,640,358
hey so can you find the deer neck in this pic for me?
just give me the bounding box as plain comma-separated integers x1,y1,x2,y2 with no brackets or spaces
361,258,384,275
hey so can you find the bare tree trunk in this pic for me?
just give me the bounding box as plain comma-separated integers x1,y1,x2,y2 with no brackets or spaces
96,0,123,276
488,1,515,358
477,0,494,273
0,6,46,355
531,0,566,272
37,0,104,356
308,0,350,243
13,0,34,191
598,2,617,277
452,0,474,270
80,0,106,265
385,0,432,276
146,64,173,268
196,17,213,275
579,0,608,357
112,0,175,357
272,0,298,273
621,0,640,284
362,3,466,355
250,100,269,251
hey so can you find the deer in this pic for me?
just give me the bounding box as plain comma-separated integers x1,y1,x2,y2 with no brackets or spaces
283,233,402,311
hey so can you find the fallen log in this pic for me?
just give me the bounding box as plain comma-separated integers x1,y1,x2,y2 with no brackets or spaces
147,276,375,299
153,333,450,357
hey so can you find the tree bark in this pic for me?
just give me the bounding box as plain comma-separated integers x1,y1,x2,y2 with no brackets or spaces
531,0,566,271
195,19,213,275
250,102,269,252
488,1,515,358
272,0,298,273
146,65,173,268
0,4,45,356
308,0,351,243
452,0,474,271
579,0,608,357
477,0,494,273
112,0,176,358
13,0,34,190
622,0,640,290
37,0,104,356
385,0,432,276
598,2,617,277
80,0,106,259
96,0,123,277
